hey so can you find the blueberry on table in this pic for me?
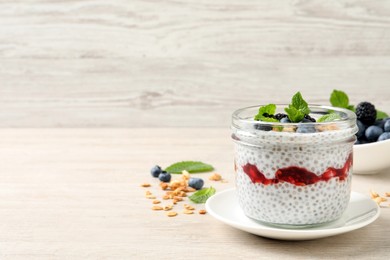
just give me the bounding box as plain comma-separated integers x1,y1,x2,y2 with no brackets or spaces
188,177,204,190
158,172,171,182
356,120,366,139
150,165,162,178
378,132,390,141
384,119,390,132
365,125,383,142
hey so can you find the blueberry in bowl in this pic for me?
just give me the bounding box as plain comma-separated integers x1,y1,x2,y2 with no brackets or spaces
353,102,390,174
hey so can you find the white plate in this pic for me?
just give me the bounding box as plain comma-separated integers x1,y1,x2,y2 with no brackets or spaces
206,188,380,241
353,139,390,174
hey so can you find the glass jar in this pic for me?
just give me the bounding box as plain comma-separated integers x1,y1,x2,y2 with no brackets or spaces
231,105,358,227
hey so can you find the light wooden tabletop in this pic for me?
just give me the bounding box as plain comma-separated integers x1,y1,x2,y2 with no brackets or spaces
0,128,389,259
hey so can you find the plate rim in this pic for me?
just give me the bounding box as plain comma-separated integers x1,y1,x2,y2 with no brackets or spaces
205,188,380,240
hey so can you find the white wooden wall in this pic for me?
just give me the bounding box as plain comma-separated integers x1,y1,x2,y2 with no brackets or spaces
1,0,389,127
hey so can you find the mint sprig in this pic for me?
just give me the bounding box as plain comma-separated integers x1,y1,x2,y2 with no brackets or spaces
254,104,278,122
330,90,354,112
189,187,216,204
164,161,214,174
376,110,389,120
330,89,388,119
284,92,310,122
317,112,341,122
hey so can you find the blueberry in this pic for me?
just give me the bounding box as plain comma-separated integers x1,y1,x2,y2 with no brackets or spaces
296,124,316,133
150,165,162,178
378,132,390,141
304,114,316,122
356,120,366,139
254,123,272,131
384,119,390,132
374,119,385,129
302,118,312,123
365,125,383,142
280,117,291,123
357,137,370,144
188,177,204,190
158,172,171,182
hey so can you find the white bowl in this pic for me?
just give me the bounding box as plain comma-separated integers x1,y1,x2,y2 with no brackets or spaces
353,139,390,174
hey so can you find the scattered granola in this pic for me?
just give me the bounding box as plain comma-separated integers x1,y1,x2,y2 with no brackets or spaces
182,170,190,180
183,209,194,214
159,182,169,190
163,205,173,211
184,204,195,210
374,197,386,205
166,211,178,217
185,187,196,192
209,173,222,181
199,209,207,215
370,190,380,199
370,190,389,207
144,168,220,217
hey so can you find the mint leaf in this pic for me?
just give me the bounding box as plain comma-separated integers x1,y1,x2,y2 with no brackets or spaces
285,105,305,122
376,110,389,120
317,112,341,122
189,187,216,204
285,92,310,122
257,117,279,123
330,90,349,108
165,161,214,174
347,105,355,112
291,92,310,115
254,104,277,121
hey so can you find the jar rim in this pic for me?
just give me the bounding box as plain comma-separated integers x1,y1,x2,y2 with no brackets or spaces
232,104,356,129
231,104,357,145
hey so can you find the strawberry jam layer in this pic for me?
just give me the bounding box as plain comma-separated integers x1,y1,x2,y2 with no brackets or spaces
242,154,352,186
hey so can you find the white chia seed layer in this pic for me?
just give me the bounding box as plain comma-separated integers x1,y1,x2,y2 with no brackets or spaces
233,129,355,226
236,168,352,225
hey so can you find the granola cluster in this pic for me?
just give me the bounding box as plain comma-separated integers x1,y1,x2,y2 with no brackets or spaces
141,171,226,217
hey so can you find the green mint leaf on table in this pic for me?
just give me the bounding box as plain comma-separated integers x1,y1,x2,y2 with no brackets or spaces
254,104,277,121
317,112,341,122
291,92,310,115
330,90,354,111
189,187,216,204
376,110,389,120
164,161,214,174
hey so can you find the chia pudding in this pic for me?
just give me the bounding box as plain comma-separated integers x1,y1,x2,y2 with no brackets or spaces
231,105,358,227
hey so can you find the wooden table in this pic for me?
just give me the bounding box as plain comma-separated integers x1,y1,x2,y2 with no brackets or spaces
0,128,389,259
